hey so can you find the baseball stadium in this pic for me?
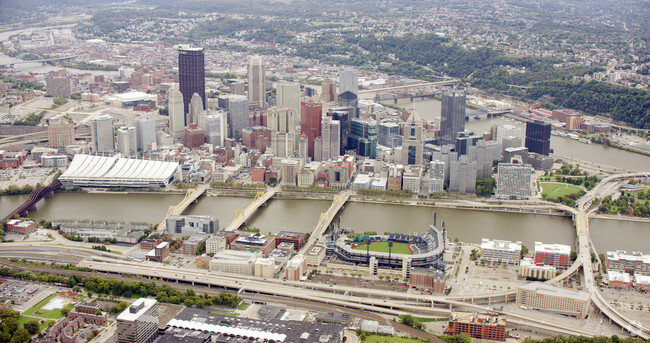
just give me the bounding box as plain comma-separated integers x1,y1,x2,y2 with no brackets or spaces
334,225,446,269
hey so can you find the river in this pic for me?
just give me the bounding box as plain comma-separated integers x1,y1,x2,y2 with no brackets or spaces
0,25,119,77
1,193,647,253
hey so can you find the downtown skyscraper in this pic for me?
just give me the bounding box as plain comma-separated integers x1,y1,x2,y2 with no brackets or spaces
440,86,466,144
248,56,266,108
178,47,205,122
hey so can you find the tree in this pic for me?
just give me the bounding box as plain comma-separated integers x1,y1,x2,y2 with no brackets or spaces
23,320,40,335
570,251,578,261
521,245,529,256
11,327,31,343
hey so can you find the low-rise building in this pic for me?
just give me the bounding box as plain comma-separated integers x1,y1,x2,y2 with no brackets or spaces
230,235,276,257
5,219,37,234
480,238,522,265
516,282,591,318
306,245,326,266
209,250,258,275
275,231,306,249
254,258,277,278
205,235,227,254
146,242,169,263
606,250,650,275
534,242,571,269
446,312,506,341
166,215,219,237
519,258,557,280
286,254,306,281
409,269,446,294
182,234,208,255
635,274,650,291
607,271,631,289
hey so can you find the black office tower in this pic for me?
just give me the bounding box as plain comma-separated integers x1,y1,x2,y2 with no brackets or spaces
525,120,551,156
178,47,205,122
440,86,466,145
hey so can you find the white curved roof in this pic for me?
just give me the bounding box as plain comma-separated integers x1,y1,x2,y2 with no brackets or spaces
60,154,179,188
167,319,287,341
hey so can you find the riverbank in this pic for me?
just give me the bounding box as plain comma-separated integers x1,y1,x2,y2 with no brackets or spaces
590,214,650,223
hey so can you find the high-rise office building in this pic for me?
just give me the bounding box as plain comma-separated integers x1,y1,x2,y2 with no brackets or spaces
228,95,249,141
378,122,402,149
178,47,205,118
116,127,137,157
91,114,115,153
320,116,341,161
449,156,477,194
301,101,322,159
116,298,159,343
440,86,466,144
167,87,185,141
338,67,358,95
400,111,424,165
496,163,532,199
428,160,445,193
205,113,225,147
525,120,551,156
276,81,301,116
321,78,337,102
327,109,352,155
48,123,74,148
189,92,203,126
134,118,156,152
348,118,377,159
248,56,266,108
266,106,296,134
337,91,358,110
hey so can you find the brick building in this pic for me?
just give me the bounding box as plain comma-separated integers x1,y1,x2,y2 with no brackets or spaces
446,312,506,341
275,231,307,250
534,242,571,269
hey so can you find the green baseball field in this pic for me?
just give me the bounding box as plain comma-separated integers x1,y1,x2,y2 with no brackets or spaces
352,241,413,255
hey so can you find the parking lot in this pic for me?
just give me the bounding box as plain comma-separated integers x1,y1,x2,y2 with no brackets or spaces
0,280,46,307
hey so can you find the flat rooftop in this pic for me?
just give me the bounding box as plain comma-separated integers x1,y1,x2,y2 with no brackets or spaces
518,282,590,301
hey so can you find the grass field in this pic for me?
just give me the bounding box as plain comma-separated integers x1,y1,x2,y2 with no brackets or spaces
353,241,413,255
540,182,584,199
18,316,53,331
23,293,77,319
363,334,425,343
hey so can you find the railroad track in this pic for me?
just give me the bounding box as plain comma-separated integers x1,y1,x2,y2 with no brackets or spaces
0,258,444,342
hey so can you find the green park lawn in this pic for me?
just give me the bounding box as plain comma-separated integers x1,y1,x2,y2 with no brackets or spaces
540,182,584,199
353,241,413,255
18,316,54,331
23,293,77,319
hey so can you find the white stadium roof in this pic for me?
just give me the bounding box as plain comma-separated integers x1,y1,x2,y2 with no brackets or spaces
60,154,178,188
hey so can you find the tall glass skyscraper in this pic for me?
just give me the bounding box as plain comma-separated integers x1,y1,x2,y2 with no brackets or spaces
440,86,466,144
178,47,205,121
525,120,551,156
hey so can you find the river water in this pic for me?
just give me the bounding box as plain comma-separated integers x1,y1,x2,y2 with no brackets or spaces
1,193,647,253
